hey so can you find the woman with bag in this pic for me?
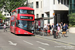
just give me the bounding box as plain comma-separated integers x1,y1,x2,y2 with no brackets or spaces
56,25,61,38
47,26,51,36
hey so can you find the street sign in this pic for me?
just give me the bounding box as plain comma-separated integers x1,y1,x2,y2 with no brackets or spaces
53,13,55,16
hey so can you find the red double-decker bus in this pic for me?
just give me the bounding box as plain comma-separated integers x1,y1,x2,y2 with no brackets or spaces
10,7,34,35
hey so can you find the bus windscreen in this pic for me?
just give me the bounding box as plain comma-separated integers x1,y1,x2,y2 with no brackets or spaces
16,20,34,30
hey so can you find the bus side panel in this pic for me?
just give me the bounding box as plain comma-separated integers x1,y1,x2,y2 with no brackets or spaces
10,26,15,33
15,27,34,35
10,26,13,33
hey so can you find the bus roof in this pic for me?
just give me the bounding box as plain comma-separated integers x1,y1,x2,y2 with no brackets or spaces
12,7,34,12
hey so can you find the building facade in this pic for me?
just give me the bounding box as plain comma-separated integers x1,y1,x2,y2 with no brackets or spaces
28,0,44,29
44,0,69,25
28,0,69,27
28,0,44,18
0,7,10,18
69,0,75,13
0,7,10,25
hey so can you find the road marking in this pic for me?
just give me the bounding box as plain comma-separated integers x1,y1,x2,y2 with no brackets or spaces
8,41,17,46
36,41,49,46
39,47,45,50
35,36,75,47
23,40,33,45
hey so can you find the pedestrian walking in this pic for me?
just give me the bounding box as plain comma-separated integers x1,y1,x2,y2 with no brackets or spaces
56,25,61,38
47,25,50,36
43,24,47,32
62,23,66,37
43,24,47,35
65,23,68,34
51,23,55,35
61,22,63,28
3,23,7,32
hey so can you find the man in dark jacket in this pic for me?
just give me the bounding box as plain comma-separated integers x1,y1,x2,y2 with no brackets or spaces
62,23,66,37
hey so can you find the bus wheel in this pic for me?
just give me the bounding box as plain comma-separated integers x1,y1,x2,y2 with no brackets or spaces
11,32,12,33
11,32,14,34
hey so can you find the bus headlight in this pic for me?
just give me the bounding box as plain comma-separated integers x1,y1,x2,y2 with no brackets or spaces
18,30,20,33
32,31,33,33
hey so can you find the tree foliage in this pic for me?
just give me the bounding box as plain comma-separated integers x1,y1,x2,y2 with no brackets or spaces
0,12,6,20
68,13,75,27
0,0,27,14
0,0,4,8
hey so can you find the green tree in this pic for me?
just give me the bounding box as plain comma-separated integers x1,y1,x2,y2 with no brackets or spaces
0,12,6,20
0,0,4,8
68,13,75,27
0,0,27,14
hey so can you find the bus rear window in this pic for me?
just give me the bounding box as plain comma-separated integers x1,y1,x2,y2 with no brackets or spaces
20,16,33,19
18,9,34,14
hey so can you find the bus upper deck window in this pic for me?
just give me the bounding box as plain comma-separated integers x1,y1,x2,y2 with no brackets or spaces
20,9,23,13
24,10,27,14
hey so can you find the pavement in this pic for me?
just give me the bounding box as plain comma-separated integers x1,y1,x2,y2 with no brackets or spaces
35,30,75,47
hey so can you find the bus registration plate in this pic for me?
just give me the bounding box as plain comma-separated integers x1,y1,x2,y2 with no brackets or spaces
24,32,28,34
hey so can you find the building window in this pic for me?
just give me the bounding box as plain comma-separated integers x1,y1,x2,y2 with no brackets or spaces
47,14,49,17
46,12,49,17
58,0,60,4
69,0,75,13
36,14,38,18
36,2,39,8
4,10,7,12
42,14,44,17
7,14,9,16
4,7,6,9
61,0,63,4
4,14,6,16
41,1,42,8
70,0,72,4
67,0,69,5
64,0,66,5
53,0,55,4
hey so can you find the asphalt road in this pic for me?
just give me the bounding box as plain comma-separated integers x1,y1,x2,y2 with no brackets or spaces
0,29,75,50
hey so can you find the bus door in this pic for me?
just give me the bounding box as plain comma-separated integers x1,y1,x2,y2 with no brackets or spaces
11,21,15,33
